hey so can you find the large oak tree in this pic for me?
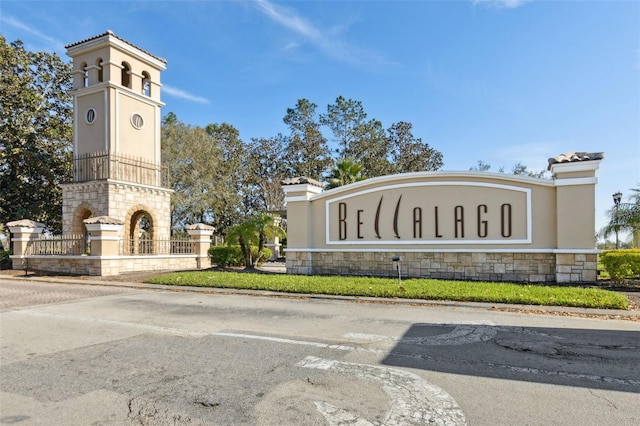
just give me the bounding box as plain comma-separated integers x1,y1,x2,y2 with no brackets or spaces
0,36,73,234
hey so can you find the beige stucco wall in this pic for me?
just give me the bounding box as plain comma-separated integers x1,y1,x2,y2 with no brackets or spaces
75,90,107,155
288,173,563,250
283,162,601,283
116,91,157,160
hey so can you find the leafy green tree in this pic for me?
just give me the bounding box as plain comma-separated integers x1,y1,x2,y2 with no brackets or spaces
326,159,366,189
321,96,393,176
282,99,332,180
161,114,246,234
321,96,368,158
244,136,287,213
387,121,443,173
226,213,286,269
351,119,393,177
0,36,73,233
205,122,247,230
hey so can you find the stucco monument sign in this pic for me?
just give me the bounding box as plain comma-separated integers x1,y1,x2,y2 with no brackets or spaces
282,152,603,283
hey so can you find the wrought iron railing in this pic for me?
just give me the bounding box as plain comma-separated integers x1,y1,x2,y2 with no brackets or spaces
124,238,194,255
73,151,169,187
25,235,88,255
22,236,199,256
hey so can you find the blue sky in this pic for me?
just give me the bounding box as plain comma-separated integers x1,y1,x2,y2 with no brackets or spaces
1,0,639,238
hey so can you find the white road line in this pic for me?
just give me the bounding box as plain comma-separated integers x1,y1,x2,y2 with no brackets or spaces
215,332,354,351
344,322,564,346
11,311,356,351
298,356,467,425
345,324,497,346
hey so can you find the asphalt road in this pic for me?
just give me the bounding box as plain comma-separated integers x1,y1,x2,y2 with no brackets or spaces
1,278,639,425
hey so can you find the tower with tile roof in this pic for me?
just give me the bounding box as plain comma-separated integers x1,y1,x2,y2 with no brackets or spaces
62,31,172,249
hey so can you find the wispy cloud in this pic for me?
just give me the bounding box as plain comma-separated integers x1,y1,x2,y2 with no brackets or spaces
0,15,65,52
472,0,532,9
162,85,210,104
253,0,392,67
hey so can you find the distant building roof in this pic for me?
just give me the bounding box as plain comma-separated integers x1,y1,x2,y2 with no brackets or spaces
65,30,167,64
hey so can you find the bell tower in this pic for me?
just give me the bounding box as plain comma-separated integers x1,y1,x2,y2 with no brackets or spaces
62,31,172,245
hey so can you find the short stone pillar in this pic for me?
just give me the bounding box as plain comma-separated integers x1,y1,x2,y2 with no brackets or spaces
186,223,215,269
6,220,46,269
281,177,324,274
83,216,124,256
265,214,283,260
266,236,282,260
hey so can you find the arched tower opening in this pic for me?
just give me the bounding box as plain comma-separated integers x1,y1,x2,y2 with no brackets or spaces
80,62,88,87
95,57,103,82
125,206,156,254
121,61,131,88
141,71,151,96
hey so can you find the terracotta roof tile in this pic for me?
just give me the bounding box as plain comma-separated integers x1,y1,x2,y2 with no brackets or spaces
280,176,324,188
5,219,46,229
65,30,167,64
83,216,124,225
547,151,604,170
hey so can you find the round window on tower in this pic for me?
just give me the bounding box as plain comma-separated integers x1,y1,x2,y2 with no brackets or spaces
131,113,144,130
85,108,96,125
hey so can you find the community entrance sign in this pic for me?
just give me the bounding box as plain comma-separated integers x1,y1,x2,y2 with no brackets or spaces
328,181,530,244
282,153,603,283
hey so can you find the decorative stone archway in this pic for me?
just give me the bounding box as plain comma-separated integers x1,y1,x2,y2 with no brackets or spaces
71,203,95,236
124,205,157,254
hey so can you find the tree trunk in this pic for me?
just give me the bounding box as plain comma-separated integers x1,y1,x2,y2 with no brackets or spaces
239,237,252,269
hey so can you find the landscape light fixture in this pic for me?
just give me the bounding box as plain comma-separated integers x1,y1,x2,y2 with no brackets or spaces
613,191,622,206
612,191,623,249
392,256,402,285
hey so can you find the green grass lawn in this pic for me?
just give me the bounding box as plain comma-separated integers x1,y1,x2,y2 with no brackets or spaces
145,271,629,310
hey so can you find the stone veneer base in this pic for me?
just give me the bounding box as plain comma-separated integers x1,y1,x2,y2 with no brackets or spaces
285,251,597,283
11,255,211,276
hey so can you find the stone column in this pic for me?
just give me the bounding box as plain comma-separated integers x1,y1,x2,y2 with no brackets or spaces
265,215,283,260
83,216,124,256
548,152,603,283
281,177,324,275
186,223,215,269
6,220,46,270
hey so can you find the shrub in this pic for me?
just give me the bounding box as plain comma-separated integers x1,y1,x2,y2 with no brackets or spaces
209,245,272,267
209,246,243,268
600,249,640,281
255,247,272,265
0,250,11,270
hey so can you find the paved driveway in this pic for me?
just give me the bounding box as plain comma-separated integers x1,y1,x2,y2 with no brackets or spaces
1,278,639,425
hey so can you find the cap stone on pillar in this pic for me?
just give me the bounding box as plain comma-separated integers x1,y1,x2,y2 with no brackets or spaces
83,216,124,256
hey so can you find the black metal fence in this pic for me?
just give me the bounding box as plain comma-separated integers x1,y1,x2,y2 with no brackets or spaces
124,238,194,255
25,235,88,255
73,151,169,187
